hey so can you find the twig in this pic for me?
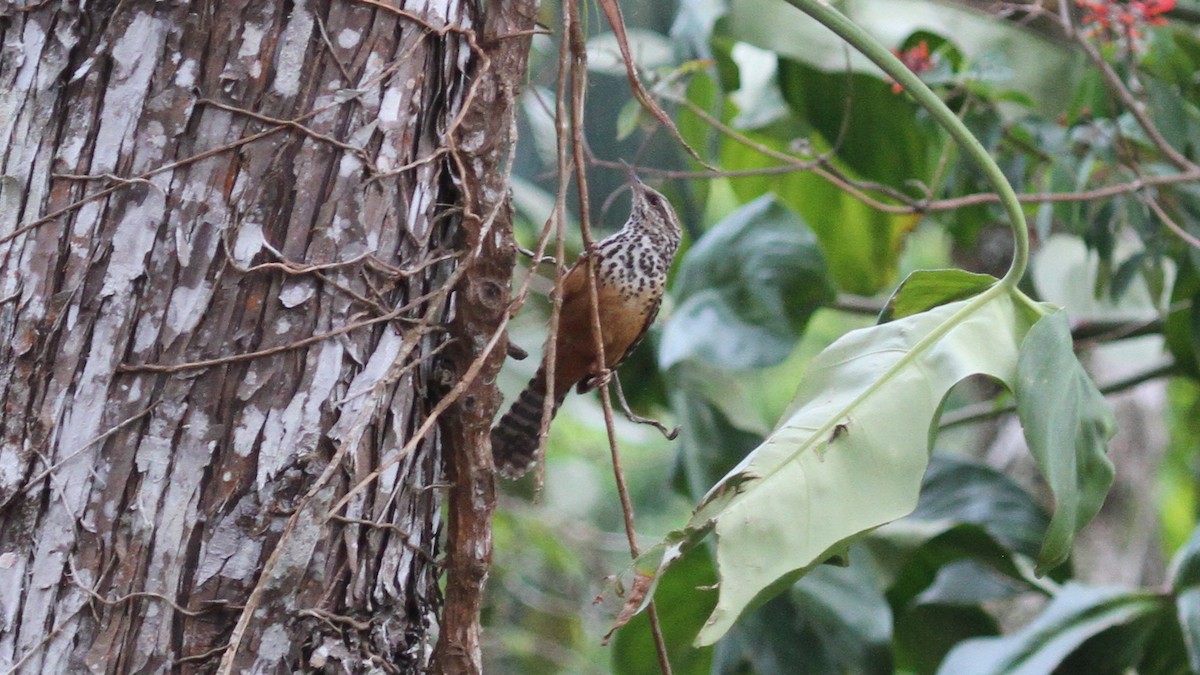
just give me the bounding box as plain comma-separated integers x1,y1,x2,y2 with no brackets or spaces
939,359,1179,428
593,0,714,172
3,606,85,674
532,0,578,491
6,403,157,502
2,125,285,247
1147,195,1200,250
330,515,441,563
297,608,372,632
118,309,422,373
174,643,231,666
563,3,673,673
1063,13,1198,173
199,98,378,172
594,150,1200,214
314,13,356,84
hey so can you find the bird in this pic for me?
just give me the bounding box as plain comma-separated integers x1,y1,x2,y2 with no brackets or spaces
491,177,682,478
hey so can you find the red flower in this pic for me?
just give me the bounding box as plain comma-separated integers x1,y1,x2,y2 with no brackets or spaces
891,41,933,94
1076,0,1174,47
1141,0,1176,24
1077,0,1174,27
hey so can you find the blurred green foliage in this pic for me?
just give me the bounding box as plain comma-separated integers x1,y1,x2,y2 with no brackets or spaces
486,1,1200,672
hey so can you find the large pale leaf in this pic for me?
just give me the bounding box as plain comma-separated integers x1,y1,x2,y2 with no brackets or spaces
685,291,1038,644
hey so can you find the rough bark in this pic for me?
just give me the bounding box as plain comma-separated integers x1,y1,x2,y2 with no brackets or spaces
0,0,531,671
431,3,538,672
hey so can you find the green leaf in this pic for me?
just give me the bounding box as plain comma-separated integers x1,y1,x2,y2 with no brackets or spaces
616,98,643,141
1165,262,1200,378
1162,379,1200,552
671,386,766,503
1170,523,1200,672
660,195,834,370
721,129,919,294
1143,76,1189,156
1015,311,1116,574
895,604,997,675
937,584,1164,675
880,454,1057,671
675,290,1039,644
886,525,1034,615
677,71,722,172
776,57,931,187
906,454,1049,557
612,544,717,675
1135,608,1191,675
713,557,892,675
881,269,998,322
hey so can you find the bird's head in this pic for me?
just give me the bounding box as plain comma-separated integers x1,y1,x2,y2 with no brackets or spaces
630,178,682,243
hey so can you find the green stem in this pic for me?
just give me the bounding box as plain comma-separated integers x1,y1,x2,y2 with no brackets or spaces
779,0,1030,287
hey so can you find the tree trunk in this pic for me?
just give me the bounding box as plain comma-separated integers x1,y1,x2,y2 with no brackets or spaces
0,0,533,671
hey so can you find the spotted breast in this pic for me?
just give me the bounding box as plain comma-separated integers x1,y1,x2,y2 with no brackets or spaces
491,180,682,478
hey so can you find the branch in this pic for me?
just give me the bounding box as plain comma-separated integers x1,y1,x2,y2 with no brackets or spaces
563,2,673,672
940,359,1180,428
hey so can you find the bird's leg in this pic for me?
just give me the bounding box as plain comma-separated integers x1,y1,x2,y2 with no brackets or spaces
516,245,556,265
612,373,680,440
576,360,612,394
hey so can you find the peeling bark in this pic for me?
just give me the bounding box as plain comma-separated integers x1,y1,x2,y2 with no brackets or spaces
0,0,533,671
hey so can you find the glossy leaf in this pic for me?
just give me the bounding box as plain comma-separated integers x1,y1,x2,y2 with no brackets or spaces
882,453,1054,670
1171,522,1200,672
906,454,1050,556
937,584,1163,674
660,196,833,370
677,290,1041,644
1015,311,1116,573
881,269,998,322
776,57,931,188
713,557,892,675
895,604,997,674
887,525,1033,615
721,127,919,294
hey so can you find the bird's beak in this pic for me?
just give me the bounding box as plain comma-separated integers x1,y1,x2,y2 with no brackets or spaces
619,160,644,188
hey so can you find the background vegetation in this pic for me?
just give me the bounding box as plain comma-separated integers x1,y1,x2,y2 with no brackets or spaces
484,1,1200,672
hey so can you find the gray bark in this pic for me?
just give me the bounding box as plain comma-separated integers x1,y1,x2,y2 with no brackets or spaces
0,0,529,671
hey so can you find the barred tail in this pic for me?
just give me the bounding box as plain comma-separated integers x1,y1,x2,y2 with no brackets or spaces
491,367,566,478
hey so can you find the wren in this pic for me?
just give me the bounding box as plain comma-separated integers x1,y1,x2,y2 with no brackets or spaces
491,178,682,478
